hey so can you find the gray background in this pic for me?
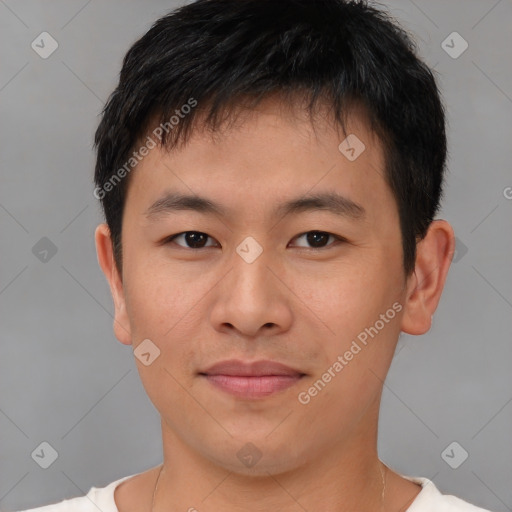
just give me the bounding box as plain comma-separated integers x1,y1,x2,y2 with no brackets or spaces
0,0,511,511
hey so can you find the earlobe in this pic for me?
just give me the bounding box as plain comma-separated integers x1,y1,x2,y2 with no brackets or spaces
400,220,455,336
94,223,132,345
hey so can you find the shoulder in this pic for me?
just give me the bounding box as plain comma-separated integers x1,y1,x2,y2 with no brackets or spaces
16,474,136,512
404,475,496,512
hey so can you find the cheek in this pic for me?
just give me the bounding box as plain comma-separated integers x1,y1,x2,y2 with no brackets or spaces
294,356,383,447
294,260,401,377
292,261,385,337
123,255,206,338
122,265,203,414
122,258,221,386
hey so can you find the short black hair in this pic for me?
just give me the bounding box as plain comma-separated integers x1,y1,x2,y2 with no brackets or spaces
94,0,447,277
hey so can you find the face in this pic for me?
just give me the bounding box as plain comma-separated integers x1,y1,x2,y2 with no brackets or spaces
98,98,419,475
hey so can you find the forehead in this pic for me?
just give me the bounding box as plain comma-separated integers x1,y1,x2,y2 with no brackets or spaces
124,97,397,231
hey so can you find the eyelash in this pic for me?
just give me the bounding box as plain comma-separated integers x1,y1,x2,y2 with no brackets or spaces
162,231,346,250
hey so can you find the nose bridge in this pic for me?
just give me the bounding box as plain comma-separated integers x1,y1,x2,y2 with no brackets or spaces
210,238,292,336
229,240,274,306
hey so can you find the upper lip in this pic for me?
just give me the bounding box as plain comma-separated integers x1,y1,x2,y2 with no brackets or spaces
200,359,304,377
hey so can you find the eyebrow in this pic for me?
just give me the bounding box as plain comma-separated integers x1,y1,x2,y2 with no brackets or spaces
144,191,366,221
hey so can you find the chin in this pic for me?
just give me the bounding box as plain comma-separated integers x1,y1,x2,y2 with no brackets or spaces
202,434,311,477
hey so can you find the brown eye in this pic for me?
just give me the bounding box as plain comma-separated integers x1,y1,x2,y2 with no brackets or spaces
291,231,343,249
166,231,218,249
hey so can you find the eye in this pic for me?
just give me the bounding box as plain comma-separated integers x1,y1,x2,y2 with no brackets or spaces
164,231,219,249
290,231,345,249
163,230,344,250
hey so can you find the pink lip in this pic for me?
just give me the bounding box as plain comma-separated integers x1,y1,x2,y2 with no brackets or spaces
200,360,305,399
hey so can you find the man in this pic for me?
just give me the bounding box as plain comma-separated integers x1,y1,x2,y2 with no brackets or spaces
21,0,494,510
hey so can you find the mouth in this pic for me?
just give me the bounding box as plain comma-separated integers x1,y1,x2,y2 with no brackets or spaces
199,359,306,399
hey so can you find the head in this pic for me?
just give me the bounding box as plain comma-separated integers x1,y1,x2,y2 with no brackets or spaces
94,0,454,475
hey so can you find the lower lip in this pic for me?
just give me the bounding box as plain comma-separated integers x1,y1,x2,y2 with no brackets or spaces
203,374,303,399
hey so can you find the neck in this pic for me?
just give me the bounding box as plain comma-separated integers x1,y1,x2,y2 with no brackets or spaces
153,412,389,512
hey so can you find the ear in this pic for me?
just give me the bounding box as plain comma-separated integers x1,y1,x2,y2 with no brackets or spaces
95,223,132,345
400,220,455,335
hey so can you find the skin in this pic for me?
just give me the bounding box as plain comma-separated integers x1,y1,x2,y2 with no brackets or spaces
95,97,455,512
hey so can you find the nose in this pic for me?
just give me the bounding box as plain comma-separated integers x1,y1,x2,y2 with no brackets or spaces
209,244,293,338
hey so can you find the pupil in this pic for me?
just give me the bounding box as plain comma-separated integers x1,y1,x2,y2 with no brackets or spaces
307,231,328,247
186,232,206,248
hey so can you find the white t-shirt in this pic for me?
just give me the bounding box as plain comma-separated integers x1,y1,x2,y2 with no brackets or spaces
17,472,494,512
